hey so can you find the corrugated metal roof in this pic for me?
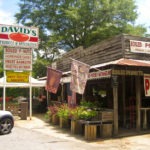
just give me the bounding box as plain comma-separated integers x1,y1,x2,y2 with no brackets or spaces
91,58,150,69
116,59,150,67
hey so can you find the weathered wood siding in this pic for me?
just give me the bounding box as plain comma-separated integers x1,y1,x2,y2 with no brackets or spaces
56,34,150,72
123,34,150,60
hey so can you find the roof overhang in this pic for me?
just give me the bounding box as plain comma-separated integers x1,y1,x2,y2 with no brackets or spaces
91,58,150,69
40,58,150,83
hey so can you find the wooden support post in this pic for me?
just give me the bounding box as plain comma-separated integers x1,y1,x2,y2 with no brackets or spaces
135,76,141,131
113,86,118,135
112,75,119,136
122,76,126,127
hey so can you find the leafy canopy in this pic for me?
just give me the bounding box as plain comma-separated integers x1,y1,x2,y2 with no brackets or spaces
15,0,147,51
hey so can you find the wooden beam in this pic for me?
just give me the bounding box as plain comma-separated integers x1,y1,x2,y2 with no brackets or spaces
122,76,126,127
135,76,141,131
113,85,118,135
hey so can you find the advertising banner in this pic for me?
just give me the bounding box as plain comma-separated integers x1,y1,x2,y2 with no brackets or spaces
4,47,32,71
70,59,90,94
6,71,30,83
0,24,39,48
46,67,62,94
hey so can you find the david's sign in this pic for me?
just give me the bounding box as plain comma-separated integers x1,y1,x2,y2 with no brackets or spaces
0,24,39,48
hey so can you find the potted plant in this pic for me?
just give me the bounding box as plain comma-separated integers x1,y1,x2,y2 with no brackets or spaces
48,105,59,125
57,104,70,128
79,108,97,121
70,106,84,134
45,108,52,123
80,100,96,108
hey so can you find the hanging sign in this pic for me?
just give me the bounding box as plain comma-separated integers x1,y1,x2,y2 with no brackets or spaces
45,67,62,94
6,71,30,83
70,59,90,94
0,24,39,48
144,74,150,96
4,47,32,71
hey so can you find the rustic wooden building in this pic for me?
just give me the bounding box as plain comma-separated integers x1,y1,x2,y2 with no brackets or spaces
54,34,150,136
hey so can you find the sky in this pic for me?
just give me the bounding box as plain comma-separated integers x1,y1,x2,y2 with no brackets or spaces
0,0,150,33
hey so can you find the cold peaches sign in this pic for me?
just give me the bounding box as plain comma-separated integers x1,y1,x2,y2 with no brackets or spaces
0,24,39,48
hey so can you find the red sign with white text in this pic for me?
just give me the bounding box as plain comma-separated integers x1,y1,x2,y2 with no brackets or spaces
0,24,39,48
144,74,150,96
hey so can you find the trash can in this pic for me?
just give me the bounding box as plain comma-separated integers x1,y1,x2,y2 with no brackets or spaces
20,102,28,120
101,122,113,138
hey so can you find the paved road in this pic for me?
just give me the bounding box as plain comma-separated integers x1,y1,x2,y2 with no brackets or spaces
0,116,150,150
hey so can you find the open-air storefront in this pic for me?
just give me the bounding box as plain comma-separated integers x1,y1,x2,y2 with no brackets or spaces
84,60,150,136
51,34,150,137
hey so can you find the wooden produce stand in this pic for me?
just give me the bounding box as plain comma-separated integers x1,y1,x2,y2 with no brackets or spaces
78,109,114,141
98,110,114,138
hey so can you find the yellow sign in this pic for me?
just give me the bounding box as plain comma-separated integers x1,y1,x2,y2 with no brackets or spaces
6,71,30,83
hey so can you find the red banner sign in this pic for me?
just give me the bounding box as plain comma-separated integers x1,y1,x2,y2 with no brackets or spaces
46,67,62,94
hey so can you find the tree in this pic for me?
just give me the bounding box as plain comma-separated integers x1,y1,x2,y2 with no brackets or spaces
15,0,147,50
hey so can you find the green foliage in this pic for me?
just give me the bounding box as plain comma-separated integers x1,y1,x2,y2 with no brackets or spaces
48,104,98,121
15,0,147,51
80,100,96,108
47,105,59,115
45,109,52,121
79,109,97,120
57,104,70,119
70,105,97,120
70,106,85,120
70,106,98,120
32,58,48,78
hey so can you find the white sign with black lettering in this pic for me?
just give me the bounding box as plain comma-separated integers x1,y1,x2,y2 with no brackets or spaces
4,47,32,71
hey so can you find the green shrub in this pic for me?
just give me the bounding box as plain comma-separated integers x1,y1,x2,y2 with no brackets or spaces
57,104,70,119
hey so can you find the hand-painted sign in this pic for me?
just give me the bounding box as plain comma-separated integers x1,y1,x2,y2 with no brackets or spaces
88,69,111,80
0,24,39,48
4,47,32,71
144,74,150,96
130,40,150,54
6,71,30,83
